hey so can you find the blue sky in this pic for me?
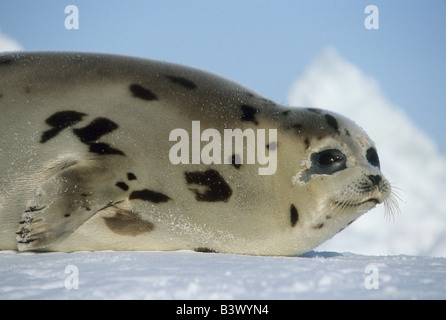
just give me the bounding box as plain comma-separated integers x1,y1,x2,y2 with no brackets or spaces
1,0,445,151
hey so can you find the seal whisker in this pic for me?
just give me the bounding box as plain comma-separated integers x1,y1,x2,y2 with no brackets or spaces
383,184,402,221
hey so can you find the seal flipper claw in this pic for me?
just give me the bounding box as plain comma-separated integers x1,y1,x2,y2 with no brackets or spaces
16,159,126,251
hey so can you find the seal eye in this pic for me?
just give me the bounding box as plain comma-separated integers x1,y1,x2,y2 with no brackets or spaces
317,149,345,166
366,147,380,168
310,149,347,175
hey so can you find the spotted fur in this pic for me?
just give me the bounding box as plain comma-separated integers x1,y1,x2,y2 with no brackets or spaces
240,105,259,125
40,111,86,143
41,111,125,155
129,189,171,203
290,204,299,227
127,173,137,180
324,114,339,133
116,182,129,191
185,169,232,202
130,84,158,101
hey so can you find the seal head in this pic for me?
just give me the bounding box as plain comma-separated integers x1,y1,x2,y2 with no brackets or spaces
275,108,392,253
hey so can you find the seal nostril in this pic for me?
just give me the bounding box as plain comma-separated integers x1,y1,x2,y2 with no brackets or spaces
367,175,382,186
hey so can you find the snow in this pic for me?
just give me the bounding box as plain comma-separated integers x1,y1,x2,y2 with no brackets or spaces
1,250,445,300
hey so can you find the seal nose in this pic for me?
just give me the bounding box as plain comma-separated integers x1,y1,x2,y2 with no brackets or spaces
367,174,382,186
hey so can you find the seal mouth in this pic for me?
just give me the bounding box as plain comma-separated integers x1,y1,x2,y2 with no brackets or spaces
360,198,380,206
335,198,379,208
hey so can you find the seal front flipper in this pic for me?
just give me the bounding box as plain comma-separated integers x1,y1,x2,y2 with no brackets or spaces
16,158,125,251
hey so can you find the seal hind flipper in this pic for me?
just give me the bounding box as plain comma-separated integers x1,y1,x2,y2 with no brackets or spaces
16,158,125,251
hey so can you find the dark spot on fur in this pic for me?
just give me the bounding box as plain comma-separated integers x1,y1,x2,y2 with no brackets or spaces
324,114,339,133
231,154,242,169
165,75,197,90
281,110,290,116
64,214,70,218
73,117,118,142
290,204,299,227
127,172,137,180
304,138,310,150
0,94,3,98
88,142,125,156
40,111,86,143
240,105,259,125
313,223,324,230
129,189,171,203
129,84,158,101
195,247,217,253
116,182,129,191
103,209,154,236
344,129,351,136
185,169,232,202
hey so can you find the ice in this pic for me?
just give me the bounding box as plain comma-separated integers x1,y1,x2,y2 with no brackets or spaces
1,250,445,300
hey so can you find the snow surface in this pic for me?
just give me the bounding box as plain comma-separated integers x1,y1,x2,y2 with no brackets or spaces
1,250,445,300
